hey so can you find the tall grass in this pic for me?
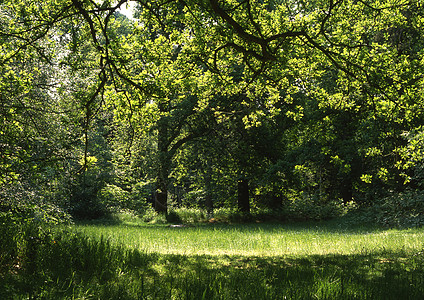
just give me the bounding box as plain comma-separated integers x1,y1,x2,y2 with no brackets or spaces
2,216,424,299
74,221,424,256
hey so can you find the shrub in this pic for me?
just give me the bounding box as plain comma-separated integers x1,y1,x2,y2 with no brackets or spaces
0,224,132,299
372,190,424,228
97,182,152,215
0,211,21,274
211,207,237,223
208,207,256,223
97,184,130,209
171,207,208,223
149,213,167,224
70,188,107,220
166,210,182,223
285,193,354,221
0,197,73,281
140,207,159,222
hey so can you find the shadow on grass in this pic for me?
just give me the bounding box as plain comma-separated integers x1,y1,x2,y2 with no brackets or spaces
166,250,424,299
1,224,424,299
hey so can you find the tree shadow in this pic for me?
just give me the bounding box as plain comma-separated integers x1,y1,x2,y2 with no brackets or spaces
154,250,424,299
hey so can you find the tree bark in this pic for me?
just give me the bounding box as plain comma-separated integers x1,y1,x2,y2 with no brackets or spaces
155,190,167,213
271,193,283,210
155,151,169,213
341,177,353,203
155,103,169,214
204,166,214,215
237,179,250,213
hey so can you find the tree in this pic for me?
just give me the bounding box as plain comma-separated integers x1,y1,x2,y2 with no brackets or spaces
2,0,424,218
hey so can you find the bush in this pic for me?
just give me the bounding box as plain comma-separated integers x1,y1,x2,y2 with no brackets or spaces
209,208,255,223
0,208,58,287
282,193,355,221
97,184,130,209
171,207,208,223
140,207,159,222
97,182,152,215
210,207,236,223
372,190,424,228
0,223,135,299
148,212,167,224
0,211,21,274
70,188,107,220
166,210,182,223
205,196,355,223
0,195,73,277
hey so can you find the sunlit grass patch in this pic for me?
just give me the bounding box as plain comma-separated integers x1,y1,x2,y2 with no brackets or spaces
72,222,424,256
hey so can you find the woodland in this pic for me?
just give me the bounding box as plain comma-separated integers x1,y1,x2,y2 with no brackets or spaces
2,0,424,298
2,0,424,224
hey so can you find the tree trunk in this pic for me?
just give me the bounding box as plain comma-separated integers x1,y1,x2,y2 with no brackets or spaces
204,166,213,216
271,193,283,210
237,179,250,213
155,190,167,213
341,177,353,203
205,193,213,216
155,153,169,213
155,105,169,214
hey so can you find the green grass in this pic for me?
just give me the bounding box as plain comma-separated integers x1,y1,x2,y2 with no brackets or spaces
2,217,424,299
73,220,424,256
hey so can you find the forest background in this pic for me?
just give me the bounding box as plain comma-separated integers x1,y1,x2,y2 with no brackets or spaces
2,0,424,227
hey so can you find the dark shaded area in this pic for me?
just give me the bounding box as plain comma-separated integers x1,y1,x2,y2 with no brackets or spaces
237,179,250,213
155,191,168,214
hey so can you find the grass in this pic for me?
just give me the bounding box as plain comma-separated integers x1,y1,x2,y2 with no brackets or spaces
2,215,424,299
73,220,424,256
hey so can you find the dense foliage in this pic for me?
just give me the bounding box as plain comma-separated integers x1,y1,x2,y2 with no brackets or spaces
1,0,424,223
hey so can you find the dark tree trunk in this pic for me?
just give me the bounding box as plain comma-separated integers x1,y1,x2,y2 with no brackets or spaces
205,193,213,215
155,191,167,213
237,179,250,213
271,194,283,209
155,104,169,214
155,160,169,213
204,166,213,215
341,177,353,203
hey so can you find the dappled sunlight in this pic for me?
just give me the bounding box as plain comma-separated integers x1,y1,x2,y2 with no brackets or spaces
3,219,424,299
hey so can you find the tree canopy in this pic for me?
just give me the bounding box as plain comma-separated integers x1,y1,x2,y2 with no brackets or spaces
1,0,424,219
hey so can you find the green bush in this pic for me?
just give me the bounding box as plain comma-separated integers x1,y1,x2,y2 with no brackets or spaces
166,210,183,223
206,208,257,223
0,199,72,281
373,190,424,228
211,207,237,222
0,224,134,299
130,181,153,213
171,207,208,223
204,197,355,224
98,184,130,209
140,207,159,222
148,212,167,224
70,188,108,220
97,182,152,215
0,211,21,274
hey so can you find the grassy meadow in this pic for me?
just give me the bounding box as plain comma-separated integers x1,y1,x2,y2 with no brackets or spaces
2,214,424,299
74,220,424,256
